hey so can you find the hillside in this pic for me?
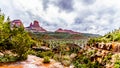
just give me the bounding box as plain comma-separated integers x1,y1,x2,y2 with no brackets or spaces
88,29,120,44
29,32,100,39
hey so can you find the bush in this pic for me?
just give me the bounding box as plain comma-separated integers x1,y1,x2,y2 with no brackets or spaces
114,60,120,68
43,56,50,63
53,54,61,61
10,27,34,60
36,51,53,58
0,54,17,62
27,50,36,55
0,11,35,61
62,60,71,66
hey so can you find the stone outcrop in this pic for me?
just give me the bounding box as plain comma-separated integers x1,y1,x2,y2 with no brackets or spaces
32,20,40,27
32,46,51,51
26,20,47,32
55,28,80,34
11,20,81,34
90,42,120,52
11,20,24,28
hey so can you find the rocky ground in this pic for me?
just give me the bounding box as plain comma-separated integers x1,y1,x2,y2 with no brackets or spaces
85,42,120,68
1,42,120,68
0,55,74,68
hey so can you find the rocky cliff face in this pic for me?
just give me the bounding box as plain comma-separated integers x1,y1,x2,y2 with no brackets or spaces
26,20,47,32
89,42,120,52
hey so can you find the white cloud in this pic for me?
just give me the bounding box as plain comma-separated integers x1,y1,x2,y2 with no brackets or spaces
1,0,120,35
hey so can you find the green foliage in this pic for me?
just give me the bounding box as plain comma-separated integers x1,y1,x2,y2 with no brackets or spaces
27,50,36,55
43,56,50,63
114,54,120,68
103,53,112,63
11,27,33,60
88,29,120,44
73,50,102,68
0,54,17,62
29,32,94,39
36,51,54,58
73,55,101,68
0,12,35,61
63,55,70,60
53,54,60,61
114,60,120,68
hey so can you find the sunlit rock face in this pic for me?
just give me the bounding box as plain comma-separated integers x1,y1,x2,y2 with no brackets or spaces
11,20,24,28
55,28,80,34
111,42,120,52
92,42,120,52
26,20,47,32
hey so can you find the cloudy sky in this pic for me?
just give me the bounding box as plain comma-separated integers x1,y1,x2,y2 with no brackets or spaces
0,0,120,35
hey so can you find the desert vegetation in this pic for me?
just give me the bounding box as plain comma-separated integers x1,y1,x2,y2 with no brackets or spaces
0,11,36,62
1,11,120,68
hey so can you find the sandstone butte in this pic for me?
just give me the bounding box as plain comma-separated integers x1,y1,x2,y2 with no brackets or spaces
11,19,80,34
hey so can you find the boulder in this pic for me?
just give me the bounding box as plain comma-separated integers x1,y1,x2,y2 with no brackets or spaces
70,53,77,59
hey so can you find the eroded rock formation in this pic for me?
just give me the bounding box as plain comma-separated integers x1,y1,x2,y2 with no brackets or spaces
11,20,24,28
90,42,120,52
26,20,47,32
55,28,80,34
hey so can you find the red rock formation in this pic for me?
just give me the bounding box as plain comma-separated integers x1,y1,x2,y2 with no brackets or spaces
30,23,33,28
32,20,40,27
11,20,24,27
55,28,80,34
56,28,66,33
26,20,47,32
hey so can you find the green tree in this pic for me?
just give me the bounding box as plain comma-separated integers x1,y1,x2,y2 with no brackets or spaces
0,11,35,61
11,27,33,60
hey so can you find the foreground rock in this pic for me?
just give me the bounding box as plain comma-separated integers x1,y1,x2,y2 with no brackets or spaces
89,42,120,52
0,55,74,68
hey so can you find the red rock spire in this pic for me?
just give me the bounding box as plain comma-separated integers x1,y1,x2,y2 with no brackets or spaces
33,20,40,27
30,23,33,28
26,20,47,32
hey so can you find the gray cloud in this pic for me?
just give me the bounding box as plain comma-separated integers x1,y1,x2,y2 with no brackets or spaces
42,0,49,10
41,0,74,12
74,18,83,24
53,0,74,12
81,0,96,5
1,0,120,35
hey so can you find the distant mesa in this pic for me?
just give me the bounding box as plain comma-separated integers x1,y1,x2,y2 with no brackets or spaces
55,28,80,34
26,20,47,32
10,19,80,34
11,20,24,28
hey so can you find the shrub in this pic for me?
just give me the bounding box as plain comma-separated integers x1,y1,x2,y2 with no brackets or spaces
0,11,34,61
62,60,71,66
36,51,53,58
114,60,120,68
43,56,50,63
0,54,17,62
27,50,36,55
